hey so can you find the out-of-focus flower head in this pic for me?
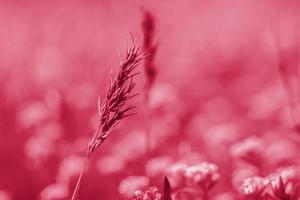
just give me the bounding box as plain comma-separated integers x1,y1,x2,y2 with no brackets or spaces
145,156,173,177
230,136,263,166
96,154,127,174
239,176,267,199
213,192,235,200
203,123,240,148
165,162,188,189
264,138,297,166
57,156,83,184
17,101,50,129
113,130,149,161
247,86,284,121
177,143,204,165
231,164,259,190
119,176,150,198
184,162,220,190
172,187,201,200
268,166,300,199
24,121,62,168
148,83,179,115
97,130,146,174
0,190,11,200
131,187,162,200
40,183,69,200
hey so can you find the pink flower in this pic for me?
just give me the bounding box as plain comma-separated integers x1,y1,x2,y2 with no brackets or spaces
268,166,300,199
119,176,150,198
145,156,173,177
132,187,162,200
240,176,267,199
166,162,188,189
230,137,263,166
172,188,201,200
184,162,220,190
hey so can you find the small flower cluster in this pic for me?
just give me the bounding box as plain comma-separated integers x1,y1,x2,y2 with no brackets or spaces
166,162,188,189
165,162,220,191
119,176,150,198
268,166,300,200
239,166,300,200
240,176,267,199
230,136,263,166
184,162,220,190
121,161,220,200
131,187,162,200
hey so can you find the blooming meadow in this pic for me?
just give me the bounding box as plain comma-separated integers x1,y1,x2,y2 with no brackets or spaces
1,1,300,200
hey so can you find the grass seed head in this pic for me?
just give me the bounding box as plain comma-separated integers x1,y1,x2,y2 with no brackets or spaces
87,41,145,156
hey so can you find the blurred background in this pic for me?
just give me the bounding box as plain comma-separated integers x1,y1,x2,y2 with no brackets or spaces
1,0,300,199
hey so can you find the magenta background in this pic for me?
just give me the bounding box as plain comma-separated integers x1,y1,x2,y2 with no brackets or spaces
1,1,300,200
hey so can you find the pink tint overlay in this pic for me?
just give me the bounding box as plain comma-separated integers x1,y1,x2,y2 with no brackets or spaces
1,1,300,200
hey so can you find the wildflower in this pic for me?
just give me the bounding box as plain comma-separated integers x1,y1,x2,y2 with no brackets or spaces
40,183,69,200
214,192,235,200
230,137,263,166
96,154,126,174
119,176,150,198
57,156,83,184
240,176,267,199
166,162,188,189
265,139,297,166
231,165,259,191
132,187,162,200
145,156,173,177
172,188,201,200
268,166,300,199
184,162,220,190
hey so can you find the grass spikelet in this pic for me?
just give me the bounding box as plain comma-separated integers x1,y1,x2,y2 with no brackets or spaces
141,10,157,155
87,40,144,156
70,39,145,200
